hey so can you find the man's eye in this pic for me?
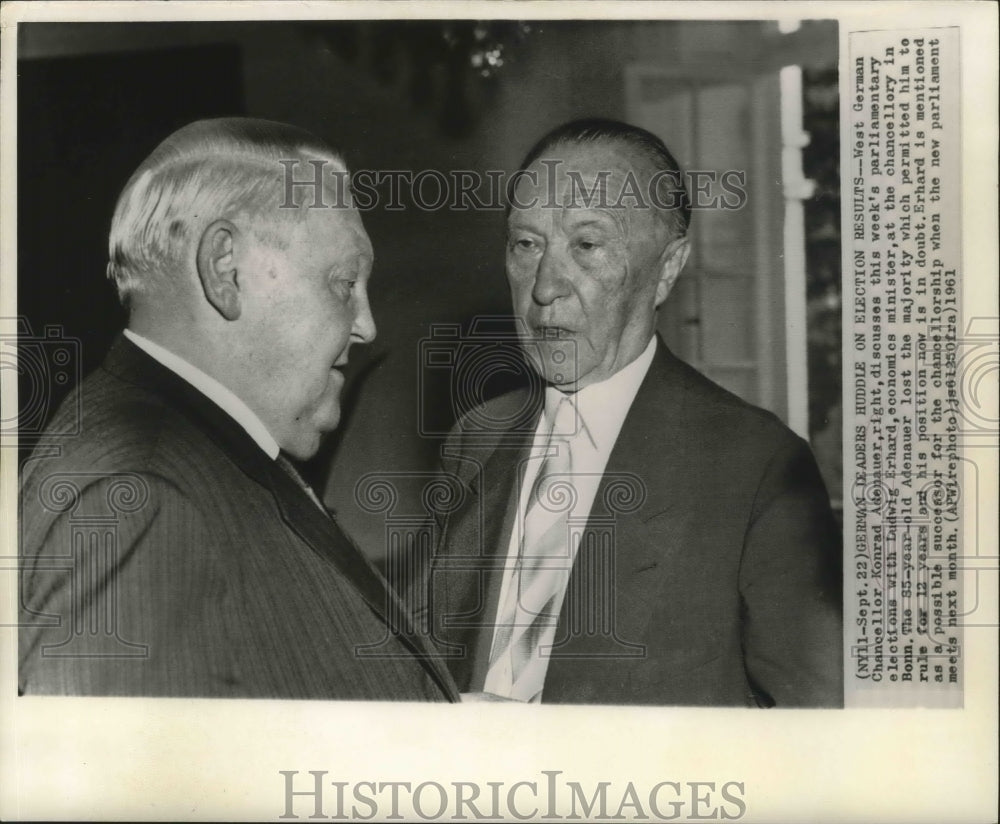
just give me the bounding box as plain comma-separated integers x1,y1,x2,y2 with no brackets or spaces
575,239,600,251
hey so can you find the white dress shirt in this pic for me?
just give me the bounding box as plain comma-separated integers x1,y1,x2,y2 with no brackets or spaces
482,335,657,698
123,329,280,460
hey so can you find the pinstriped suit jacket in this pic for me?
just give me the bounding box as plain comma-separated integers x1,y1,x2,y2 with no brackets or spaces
19,336,458,701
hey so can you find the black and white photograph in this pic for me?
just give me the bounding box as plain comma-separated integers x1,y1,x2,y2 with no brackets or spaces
1,2,996,821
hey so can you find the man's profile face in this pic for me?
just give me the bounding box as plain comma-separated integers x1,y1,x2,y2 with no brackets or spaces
506,141,675,391
238,201,375,459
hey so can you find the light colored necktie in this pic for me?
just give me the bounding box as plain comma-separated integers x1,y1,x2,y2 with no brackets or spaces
275,453,328,514
487,395,578,702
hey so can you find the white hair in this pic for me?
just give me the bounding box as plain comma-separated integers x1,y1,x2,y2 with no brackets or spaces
107,117,346,303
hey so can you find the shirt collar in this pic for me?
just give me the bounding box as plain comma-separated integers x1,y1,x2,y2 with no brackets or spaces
544,335,657,453
123,329,281,460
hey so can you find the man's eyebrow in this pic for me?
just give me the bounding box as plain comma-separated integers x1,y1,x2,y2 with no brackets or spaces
560,212,619,228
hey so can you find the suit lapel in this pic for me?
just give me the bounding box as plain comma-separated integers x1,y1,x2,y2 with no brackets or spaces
436,421,536,691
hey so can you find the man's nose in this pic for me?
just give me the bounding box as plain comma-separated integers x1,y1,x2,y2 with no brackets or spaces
352,291,377,344
531,249,571,306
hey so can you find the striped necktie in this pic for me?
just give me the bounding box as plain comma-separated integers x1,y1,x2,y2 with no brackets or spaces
487,395,578,702
275,452,328,514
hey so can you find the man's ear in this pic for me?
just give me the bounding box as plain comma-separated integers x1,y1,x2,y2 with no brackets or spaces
654,235,691,308
196,219,241,321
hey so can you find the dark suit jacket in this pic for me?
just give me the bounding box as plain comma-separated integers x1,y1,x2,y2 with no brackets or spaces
19,336,458,701
418,338,842,707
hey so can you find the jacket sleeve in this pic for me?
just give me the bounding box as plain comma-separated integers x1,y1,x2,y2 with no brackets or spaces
19,472,232,696
738,437,844,707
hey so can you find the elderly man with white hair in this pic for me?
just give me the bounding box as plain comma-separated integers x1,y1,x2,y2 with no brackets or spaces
419,118,842,707
19,118,458,701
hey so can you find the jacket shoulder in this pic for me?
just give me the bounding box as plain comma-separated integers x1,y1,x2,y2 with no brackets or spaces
667,354,805,452
24,365,228,484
